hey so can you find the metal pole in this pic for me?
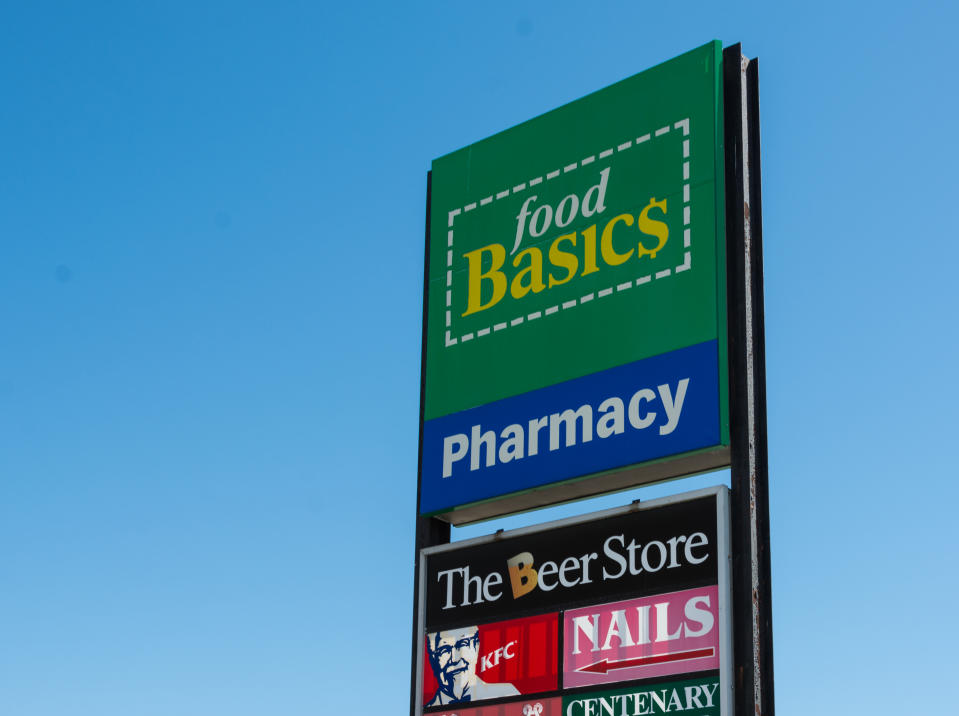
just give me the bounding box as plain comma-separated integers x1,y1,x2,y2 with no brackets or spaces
410,171,452,716
723,43,775,716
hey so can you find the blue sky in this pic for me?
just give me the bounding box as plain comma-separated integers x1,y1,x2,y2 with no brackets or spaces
2,2,957,714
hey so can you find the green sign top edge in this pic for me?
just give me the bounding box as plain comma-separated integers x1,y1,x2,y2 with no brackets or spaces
431,41,721,168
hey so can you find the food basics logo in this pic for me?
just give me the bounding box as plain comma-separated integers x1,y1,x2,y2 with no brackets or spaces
442,118,693,348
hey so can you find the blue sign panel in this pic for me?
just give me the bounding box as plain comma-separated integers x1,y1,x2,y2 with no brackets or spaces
420,340,720,515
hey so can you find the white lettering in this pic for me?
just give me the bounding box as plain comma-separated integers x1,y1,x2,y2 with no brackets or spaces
684,685,705,710
436,376,691,477
442,434,468,478
685,532,709,564
559,556,581,587
470,425,496,471
572,613,601,654
628,388,657,429
702,683,719,708
528,416,549,456
498,424,525,463
601,609,635,650
436,567,462,610
530,204,553,237
602,535,627,579
666,689,683,712
538,560,559,591
556,194,580,228
550,405,593,450
483,571,503,602
513,195,538,254
684,595,714,637
635,605,652,645
579,552,598,584
666,535,686,568
596,396,625,438
640,540,667,572
658,378,689,435
582,168,610,217
654,602,683,642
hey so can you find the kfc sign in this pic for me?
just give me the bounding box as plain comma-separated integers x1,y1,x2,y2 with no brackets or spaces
422,613,558,707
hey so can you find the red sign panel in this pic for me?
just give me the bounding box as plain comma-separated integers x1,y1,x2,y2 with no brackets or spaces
430,696,563,716
563,586,719,688
423,613,559,707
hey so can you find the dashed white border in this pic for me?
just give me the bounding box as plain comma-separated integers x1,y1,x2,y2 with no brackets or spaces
444,118,692,348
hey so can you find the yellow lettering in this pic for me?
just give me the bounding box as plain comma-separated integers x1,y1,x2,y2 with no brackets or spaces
507,551,538,599
600,213,635,266
462,244,507,316
637,197,668,258
458,199,668,317
548,233,578,288
581,224,599,276
510,247,545,299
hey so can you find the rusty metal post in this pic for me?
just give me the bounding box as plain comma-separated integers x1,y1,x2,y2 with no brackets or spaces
723,44,775,716
410,170,452,716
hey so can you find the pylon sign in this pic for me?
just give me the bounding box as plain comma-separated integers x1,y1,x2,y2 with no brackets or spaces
420,41,729,524
414,488,732,715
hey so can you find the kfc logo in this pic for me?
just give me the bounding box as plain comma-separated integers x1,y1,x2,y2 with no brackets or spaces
425,625,519,706
423,613,559,706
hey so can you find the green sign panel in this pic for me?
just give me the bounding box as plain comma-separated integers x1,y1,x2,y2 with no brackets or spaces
421,42,729,523
564,675,724,716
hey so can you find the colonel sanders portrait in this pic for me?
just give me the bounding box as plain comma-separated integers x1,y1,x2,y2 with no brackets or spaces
425,625,520,706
